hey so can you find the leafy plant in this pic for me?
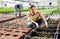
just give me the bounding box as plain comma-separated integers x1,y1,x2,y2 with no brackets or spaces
52,8,60,14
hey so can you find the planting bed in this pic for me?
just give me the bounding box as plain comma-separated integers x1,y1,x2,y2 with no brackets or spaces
0,15,32,39
0,14,16,23
24,19,60,39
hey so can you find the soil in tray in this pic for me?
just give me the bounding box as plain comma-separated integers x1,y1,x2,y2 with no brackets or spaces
26,35,53,39
25,19,59,39
35,28,56,33
26,31,54,39
47,19,58,27
31,36,53,39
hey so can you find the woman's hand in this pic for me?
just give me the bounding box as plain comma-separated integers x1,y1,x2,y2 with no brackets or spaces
45,22,48,28
35,23,39,28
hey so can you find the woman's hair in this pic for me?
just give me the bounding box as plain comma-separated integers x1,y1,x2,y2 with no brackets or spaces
30,5,35,9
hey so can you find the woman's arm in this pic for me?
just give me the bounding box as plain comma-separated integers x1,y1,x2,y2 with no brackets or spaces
38,11,48,27
41,13,46,22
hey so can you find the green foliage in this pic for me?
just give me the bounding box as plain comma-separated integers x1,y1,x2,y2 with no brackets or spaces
23,8,29,11
0,8,14,13
36,7,45,10
0,7,45,13
40,8,57,14
0,7,29,13
0,7,59,15
52,8,60,14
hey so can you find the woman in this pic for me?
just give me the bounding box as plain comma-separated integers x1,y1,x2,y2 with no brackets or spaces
27,5,48,28
14,3,23,17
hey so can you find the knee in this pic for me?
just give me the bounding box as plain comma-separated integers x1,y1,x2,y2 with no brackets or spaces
26,22,36,28
27,22,32,26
